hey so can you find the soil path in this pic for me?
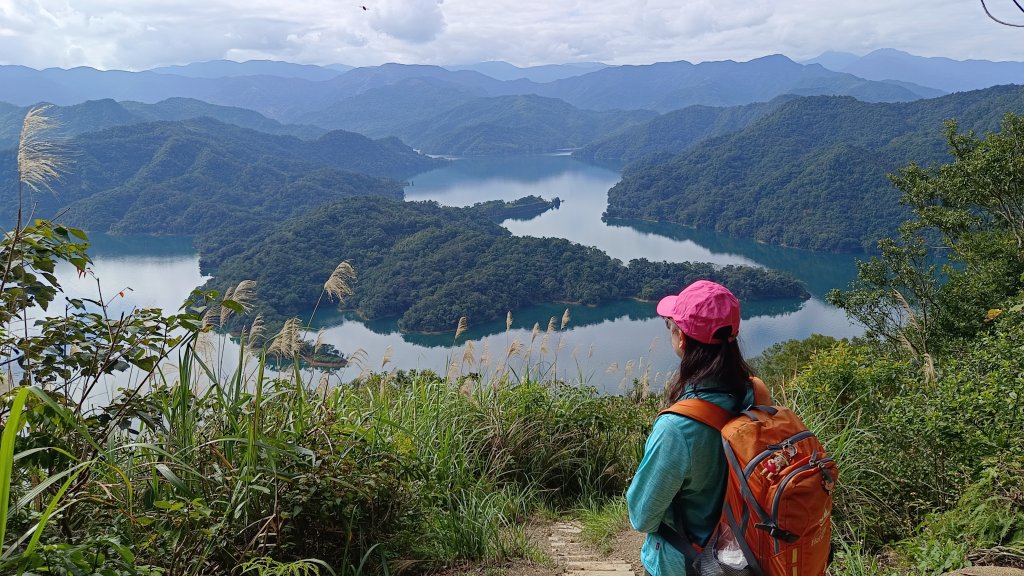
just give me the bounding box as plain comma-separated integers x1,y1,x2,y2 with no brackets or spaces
522,522,1023,576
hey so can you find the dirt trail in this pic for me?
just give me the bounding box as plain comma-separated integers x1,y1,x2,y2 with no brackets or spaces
517,521,1024,576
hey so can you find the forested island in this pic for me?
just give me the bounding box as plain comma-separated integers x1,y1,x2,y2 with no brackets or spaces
204,196,808,333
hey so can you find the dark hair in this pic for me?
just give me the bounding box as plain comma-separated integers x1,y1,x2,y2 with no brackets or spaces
666,325,755,405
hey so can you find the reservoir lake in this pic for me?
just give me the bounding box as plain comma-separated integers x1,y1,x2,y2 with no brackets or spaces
57,154,863,394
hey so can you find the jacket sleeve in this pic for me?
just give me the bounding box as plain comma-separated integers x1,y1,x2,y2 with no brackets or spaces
626,415,693,533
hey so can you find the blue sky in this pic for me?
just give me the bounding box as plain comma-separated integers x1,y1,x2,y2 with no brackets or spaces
1,0,1023,70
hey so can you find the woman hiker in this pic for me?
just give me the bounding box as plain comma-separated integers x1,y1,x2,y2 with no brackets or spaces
626,280,763,576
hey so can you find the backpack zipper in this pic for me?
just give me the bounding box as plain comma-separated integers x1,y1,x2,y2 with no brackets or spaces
743,430,816,476
767,457,835,553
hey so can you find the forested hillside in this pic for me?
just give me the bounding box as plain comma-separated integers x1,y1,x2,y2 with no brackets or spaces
204,196,808,332
573,97,795,166
0,117,433,232
605,85,1024,251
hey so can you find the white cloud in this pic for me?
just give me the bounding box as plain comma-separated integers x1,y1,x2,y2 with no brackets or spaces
0,0,1022,70
368,0,446,44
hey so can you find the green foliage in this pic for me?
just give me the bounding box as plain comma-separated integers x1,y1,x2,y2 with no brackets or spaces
1,220,90,324
831,112,1024,359
577,499,629,555
468,195,560,222
904,457,1024,574
784,341,921,542
891,113,1024,341
2,208,659,576
828,538,901,576
753,333,840,388
782,299,1024,573
5,536,163,576
241,556,336,576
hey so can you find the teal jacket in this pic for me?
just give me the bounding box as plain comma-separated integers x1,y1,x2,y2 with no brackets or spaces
626,386,753,576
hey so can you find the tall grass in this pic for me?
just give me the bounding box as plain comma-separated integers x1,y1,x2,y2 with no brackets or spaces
1,315,651,575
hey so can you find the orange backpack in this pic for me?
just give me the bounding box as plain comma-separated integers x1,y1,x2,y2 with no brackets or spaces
657,378,837,576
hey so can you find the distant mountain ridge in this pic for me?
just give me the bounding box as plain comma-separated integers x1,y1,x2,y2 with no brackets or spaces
397,94,658,155
445,61,608,82
805,48,1024,93
1,54,946,126
151,59,352,80
0,97,325,150
525,55,942,112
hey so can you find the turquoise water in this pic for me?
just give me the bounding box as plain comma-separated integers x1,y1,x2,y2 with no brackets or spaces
55,154,864,393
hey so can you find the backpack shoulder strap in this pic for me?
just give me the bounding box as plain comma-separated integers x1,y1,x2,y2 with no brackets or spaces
659,398,734,431
750,376,772,406
659,377,771,429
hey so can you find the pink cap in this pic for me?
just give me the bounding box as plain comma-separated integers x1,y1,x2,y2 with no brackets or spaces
656,280,740,345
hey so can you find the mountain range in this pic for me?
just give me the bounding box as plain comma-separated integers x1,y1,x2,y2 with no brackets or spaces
1,54,946,128
0,117,439,233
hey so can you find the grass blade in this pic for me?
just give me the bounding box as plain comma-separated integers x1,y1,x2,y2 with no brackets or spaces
0,387,30,552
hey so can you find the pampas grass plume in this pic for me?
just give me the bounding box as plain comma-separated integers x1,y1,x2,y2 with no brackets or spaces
324,261,356,303
18,105,67,195
268,318,302,357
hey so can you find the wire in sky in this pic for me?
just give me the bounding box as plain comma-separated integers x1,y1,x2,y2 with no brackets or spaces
980,0,1024,26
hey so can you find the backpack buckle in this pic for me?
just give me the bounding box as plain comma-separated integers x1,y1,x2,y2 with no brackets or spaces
819,462,836,495
754,523,799,543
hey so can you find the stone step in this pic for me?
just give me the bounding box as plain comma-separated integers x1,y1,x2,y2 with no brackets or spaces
567,562,634,571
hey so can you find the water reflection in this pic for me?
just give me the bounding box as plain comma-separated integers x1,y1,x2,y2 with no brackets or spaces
313,297,805,349
605,219,863,298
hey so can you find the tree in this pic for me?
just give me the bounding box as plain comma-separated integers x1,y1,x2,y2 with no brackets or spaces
829,113,1024,365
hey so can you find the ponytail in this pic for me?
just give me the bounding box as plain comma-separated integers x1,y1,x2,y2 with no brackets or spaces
665,325,754,405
